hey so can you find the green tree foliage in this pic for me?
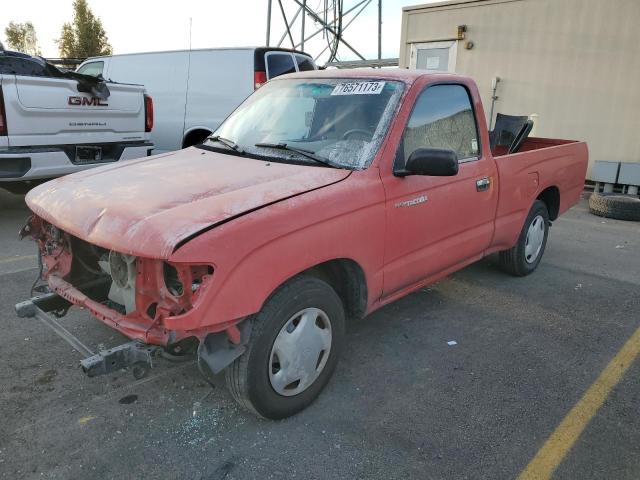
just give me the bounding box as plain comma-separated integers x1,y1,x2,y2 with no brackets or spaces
57,0,113,58
4,21,41,56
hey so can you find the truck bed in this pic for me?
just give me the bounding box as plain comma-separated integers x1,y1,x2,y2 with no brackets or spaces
492,137,578,157
490,137,588,253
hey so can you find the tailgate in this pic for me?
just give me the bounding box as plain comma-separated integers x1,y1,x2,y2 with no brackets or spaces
5,75,146,147
0,76,7,150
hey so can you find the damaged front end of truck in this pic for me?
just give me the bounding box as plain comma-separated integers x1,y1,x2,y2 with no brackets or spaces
15,215,249,380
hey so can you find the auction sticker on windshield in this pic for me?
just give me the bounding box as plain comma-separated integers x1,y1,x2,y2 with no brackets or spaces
331,81,386,95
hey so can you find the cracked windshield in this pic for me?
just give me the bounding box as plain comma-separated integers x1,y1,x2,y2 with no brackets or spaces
209,78,403,169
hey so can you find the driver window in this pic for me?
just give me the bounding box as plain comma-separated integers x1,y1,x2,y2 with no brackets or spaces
401,84,479,164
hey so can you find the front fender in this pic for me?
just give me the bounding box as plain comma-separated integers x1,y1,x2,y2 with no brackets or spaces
166,170,385,331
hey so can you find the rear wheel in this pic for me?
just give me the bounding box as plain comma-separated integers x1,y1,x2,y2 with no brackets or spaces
499,200,550,276
225,276,345,419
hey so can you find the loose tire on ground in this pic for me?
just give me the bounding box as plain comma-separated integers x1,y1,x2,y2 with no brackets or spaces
499,200,550,277
225,275,345,419
588,192,640,221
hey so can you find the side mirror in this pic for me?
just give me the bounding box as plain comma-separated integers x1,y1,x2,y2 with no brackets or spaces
395,147,459,177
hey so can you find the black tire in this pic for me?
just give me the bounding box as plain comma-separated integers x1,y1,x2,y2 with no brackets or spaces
499,200,550,277
1,182,33,195
588,192,640,221
1,179,49,195
225,275,345,419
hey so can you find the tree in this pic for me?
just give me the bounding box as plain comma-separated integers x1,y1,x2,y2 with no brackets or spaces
56,0,113,58
4,22,41,56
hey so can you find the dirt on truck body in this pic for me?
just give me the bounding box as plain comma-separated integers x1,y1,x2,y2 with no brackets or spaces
17,69,587,419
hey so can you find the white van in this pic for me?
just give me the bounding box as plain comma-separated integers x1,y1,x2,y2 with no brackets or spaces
77,47,317,153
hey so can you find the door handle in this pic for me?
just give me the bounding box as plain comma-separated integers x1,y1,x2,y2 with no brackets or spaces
476,177,491,192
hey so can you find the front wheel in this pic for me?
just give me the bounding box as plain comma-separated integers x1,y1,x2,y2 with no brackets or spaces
225,276,345,419
499,200,550,276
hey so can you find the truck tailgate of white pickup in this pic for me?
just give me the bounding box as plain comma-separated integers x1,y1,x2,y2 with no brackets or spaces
0,51,153,187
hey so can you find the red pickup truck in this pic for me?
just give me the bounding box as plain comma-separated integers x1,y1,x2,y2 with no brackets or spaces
18,69,587,419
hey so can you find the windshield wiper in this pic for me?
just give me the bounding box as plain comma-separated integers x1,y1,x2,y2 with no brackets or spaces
254,142,342,169
208,135,244,153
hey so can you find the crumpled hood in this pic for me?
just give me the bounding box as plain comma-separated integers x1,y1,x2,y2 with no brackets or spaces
26,147,350,258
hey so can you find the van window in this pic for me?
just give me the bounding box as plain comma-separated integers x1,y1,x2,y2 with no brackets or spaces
77,61,104,77
266,53,296,79
401,84,479,163
295,54,315,72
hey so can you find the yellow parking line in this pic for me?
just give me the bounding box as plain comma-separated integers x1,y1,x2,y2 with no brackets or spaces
518,325,640,480
0,254,37,265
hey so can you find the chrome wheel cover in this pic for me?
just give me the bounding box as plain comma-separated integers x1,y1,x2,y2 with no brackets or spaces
525,214,546,264
268,308,332,397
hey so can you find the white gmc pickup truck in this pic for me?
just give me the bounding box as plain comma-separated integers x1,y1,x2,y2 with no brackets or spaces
0,50,153,194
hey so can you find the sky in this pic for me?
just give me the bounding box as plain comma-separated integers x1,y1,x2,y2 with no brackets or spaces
1,0,434,63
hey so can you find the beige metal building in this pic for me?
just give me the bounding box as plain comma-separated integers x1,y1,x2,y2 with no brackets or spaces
399,0,640,179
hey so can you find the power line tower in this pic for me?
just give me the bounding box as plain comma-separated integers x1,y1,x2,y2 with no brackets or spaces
265,0,388,67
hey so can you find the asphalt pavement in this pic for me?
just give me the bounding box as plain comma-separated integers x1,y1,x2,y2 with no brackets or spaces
0,188,638,479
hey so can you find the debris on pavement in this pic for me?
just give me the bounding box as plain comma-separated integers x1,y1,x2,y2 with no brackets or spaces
78,416,96,425
118,394,138,405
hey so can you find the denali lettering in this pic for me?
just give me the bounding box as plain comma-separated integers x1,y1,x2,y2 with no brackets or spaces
69,122,107,127
68,96,109,106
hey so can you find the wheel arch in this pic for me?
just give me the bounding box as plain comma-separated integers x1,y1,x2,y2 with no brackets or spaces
258,258,369,322
298,258,368,320
537,185,560,220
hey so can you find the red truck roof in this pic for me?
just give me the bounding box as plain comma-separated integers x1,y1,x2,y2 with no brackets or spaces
279,67,473,85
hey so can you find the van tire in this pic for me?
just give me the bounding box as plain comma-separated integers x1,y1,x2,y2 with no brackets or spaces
588,192,640,221
225,275,345,419
1,181,40,195
499,200,550,277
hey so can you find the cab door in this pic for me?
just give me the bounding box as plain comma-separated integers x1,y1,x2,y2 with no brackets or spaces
381,83,497,298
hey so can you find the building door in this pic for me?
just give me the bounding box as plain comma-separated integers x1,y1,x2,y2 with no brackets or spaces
410,41,457,72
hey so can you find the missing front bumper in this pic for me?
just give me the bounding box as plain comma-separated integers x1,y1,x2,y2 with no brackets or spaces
80,342,159,379
15,291,161,379
14,287,248,381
